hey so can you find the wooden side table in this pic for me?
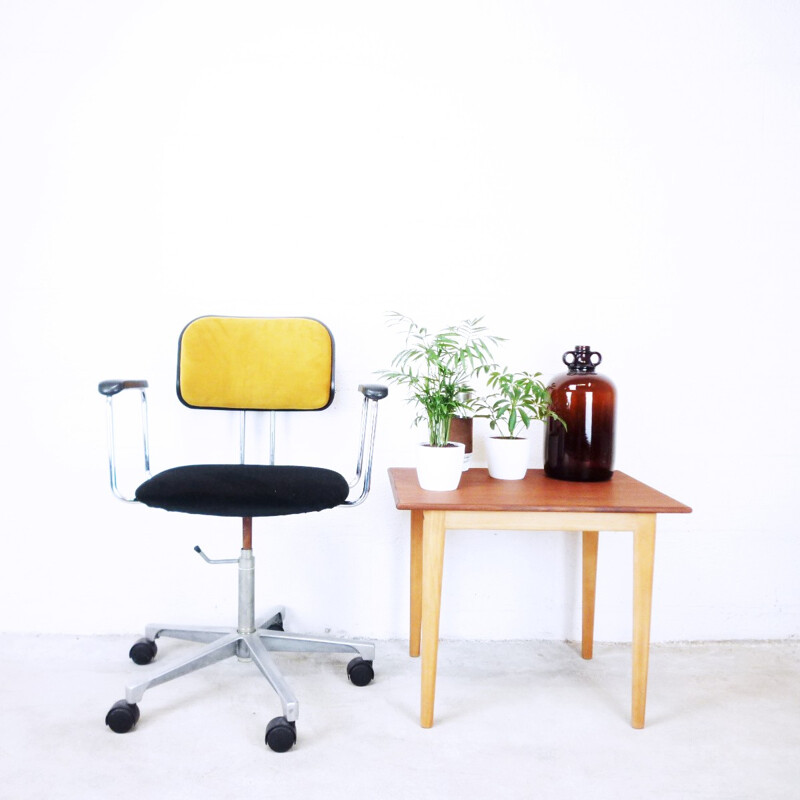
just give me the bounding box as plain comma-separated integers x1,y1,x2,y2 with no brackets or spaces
388,467,691,729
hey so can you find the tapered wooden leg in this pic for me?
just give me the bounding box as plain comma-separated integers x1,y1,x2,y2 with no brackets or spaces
581,530,599,660
409,510,423,658
632,515,656,729
420,510,446,729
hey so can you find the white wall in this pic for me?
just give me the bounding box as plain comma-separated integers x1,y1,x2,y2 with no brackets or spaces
2,1,798,643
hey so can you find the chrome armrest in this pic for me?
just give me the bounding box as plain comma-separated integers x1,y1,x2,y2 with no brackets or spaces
343,384,388,507
98,379,151,502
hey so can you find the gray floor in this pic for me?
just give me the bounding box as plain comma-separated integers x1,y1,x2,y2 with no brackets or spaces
2,633,799,800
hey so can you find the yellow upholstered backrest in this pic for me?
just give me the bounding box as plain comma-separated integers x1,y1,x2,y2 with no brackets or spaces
177,316,334,411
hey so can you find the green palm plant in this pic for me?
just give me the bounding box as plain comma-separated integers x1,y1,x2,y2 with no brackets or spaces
475,368,563,439
380,313,501,447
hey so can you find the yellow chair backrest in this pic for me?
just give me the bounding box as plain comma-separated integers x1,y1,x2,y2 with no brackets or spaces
177,316,334,411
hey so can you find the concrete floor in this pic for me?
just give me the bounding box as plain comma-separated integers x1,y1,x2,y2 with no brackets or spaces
1,633,799,799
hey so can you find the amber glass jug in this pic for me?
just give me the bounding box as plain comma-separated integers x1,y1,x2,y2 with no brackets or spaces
543,346,615,482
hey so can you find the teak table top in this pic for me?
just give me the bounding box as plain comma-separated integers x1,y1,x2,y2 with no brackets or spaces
388,468,692,515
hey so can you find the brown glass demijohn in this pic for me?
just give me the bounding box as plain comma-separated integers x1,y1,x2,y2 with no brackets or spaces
544,346,615,482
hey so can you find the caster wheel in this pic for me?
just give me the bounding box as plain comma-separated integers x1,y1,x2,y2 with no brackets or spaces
347,656,375,687
129,638,158,665
266,615,284,632
265,716,296,752
106,700,140,733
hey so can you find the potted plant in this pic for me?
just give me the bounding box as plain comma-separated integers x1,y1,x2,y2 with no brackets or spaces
381,313,500,490
475,369,563,480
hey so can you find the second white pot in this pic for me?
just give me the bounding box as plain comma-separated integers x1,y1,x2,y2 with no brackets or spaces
486,436,530,480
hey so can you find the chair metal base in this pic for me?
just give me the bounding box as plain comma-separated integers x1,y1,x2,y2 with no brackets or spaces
126,608,375,722
118,548,375,727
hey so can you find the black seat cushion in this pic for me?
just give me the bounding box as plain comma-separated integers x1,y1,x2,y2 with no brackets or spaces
135,465,350,517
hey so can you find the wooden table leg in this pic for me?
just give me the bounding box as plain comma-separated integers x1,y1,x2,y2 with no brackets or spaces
632,514,656,729
409,510,423,658
581,530,599,660
420,510,446,728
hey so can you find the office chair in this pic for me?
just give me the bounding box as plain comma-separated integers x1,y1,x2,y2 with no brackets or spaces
99,316,387,752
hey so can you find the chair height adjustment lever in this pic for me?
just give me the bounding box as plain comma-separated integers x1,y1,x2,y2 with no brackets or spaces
193,545,238,565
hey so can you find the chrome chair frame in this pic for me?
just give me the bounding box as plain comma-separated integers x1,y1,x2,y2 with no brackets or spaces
101,380,383,505
99,376,386,748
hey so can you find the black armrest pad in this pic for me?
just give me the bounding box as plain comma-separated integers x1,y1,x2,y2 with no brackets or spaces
98,379,149,397
359,383,388,401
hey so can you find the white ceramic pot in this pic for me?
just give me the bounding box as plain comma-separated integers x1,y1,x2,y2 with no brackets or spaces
416,442,466,491
486,436,530,480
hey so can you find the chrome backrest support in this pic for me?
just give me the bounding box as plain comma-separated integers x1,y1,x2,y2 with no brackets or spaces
270,410,277,466
238,409,276,466
239,410,246,465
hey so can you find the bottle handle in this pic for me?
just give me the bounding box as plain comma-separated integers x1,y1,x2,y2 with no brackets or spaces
562,349,602,369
